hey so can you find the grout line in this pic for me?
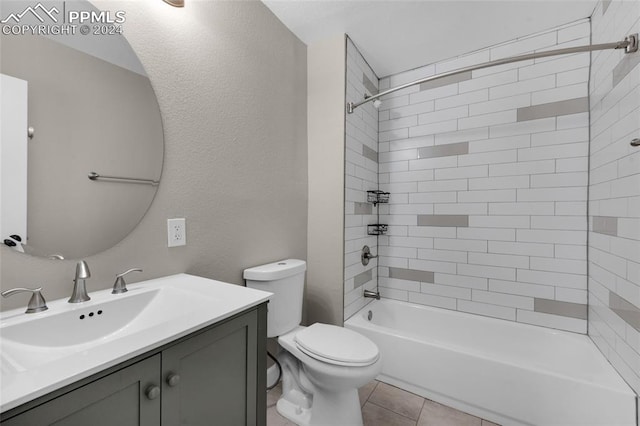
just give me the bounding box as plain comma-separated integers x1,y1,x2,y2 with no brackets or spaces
366,400,421,424
366,381,424,423
417,398,427,424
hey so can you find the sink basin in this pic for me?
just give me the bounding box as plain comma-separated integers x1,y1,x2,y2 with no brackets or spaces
0,274,272,412
1,286,212,372
2,284,223,349
3,290,161,348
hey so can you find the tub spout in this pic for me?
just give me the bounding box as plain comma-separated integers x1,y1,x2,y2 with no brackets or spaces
364,289,380,300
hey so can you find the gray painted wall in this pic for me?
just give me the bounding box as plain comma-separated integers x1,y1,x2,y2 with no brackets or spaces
306,34,346,326
0,0,308,310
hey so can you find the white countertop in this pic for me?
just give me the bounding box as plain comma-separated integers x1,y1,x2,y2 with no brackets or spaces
0,274,272,412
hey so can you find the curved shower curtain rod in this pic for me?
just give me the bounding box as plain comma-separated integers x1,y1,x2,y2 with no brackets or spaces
346,33,638,114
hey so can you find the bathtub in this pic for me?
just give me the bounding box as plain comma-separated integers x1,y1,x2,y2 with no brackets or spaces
345,298,636,426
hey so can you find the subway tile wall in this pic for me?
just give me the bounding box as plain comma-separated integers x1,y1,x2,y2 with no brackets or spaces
588,0,640,396
344,37,379,320
376,20,591,332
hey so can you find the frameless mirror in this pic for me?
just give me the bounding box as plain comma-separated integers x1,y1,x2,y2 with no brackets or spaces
0,0,164,259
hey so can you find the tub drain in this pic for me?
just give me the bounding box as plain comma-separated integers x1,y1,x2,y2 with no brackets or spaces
367,310,373,321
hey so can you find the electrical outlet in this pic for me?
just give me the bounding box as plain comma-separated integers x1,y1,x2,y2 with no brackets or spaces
167,218,186,247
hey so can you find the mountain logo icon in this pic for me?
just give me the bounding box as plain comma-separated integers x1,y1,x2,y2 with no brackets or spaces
1,3,60,24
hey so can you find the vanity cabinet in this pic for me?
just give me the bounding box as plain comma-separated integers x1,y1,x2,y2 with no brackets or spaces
1,355,161,426
162,307,261,425
0,304,267,426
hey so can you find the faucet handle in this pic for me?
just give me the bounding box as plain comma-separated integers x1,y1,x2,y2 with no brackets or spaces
1,287,48,313
361,245,378,266
112,268,143,294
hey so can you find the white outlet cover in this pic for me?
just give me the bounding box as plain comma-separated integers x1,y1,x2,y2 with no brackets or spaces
167,218,186,247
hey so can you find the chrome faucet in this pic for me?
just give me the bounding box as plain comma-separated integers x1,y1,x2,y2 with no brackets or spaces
364,289,381,300
68,260,91,303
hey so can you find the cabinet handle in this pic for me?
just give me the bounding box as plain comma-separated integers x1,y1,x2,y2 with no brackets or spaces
145,385,161,400
166,372,181,387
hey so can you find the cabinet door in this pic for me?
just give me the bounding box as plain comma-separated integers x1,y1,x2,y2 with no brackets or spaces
2,355,161,426
162,310,258,426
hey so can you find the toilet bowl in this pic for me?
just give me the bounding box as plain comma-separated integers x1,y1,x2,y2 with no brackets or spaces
244,260,381,426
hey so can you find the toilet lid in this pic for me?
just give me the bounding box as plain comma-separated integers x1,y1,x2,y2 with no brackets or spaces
294,323,379,366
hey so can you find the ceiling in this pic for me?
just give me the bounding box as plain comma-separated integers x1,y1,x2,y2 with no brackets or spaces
263,0,599,77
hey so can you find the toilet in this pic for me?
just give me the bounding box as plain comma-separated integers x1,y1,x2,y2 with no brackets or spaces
244,259,381,426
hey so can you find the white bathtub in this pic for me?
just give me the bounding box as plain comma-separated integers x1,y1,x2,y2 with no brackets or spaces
345,298,636,426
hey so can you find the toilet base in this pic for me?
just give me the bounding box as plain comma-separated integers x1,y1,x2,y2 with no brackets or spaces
277,397,312,426
277,386,363,426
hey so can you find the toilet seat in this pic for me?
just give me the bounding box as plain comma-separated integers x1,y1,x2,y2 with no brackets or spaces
294,323,379,367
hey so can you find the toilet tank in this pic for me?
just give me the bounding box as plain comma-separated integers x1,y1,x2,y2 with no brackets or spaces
244,259,306,338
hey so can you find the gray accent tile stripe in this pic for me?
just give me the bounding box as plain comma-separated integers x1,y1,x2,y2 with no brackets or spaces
354,269,373,288
517,97,589,122
613,53,640,88
602,0,611,14
419,142,469,159
354,202,373,215
534,298,587,320
420,71,472,91
610,291,640,332
592,216,618,236
363,73,378,96
418,215,469,227
362,144,378,163
389,267,434,283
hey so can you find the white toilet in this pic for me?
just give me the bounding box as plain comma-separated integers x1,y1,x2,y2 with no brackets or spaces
244,259,382,426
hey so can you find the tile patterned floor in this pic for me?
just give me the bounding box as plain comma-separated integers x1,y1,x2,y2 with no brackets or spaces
267,380,501,426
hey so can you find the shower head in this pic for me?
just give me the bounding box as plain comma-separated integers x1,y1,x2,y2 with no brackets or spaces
373,99,382,109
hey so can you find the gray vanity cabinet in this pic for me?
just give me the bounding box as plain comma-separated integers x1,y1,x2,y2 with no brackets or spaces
1,305,267,426
162,308,259,425
1,355,161,426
